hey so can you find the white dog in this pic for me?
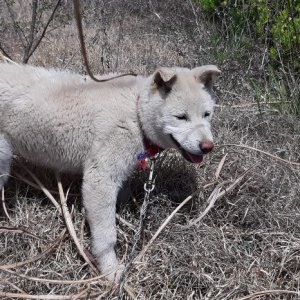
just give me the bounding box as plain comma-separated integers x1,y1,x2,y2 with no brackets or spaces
0,63,220,280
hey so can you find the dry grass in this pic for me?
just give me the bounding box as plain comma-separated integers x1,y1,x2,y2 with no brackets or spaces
1,1,300,299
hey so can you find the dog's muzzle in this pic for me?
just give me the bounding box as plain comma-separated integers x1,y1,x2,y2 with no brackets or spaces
169,134,213,163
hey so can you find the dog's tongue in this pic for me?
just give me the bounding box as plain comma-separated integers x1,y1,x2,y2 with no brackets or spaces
187,152,203,163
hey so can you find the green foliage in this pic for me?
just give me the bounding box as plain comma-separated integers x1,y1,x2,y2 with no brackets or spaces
196,0,300,68
196,0,300,115
197,0,222,9
251,65,300,115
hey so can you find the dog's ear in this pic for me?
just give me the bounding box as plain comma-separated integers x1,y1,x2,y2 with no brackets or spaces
152,68,177,93
193,65,221,89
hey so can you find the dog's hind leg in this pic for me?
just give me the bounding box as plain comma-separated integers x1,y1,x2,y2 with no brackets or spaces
0,135,12,190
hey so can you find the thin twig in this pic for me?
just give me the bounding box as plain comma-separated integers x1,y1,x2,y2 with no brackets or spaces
237,289,300,300
116,213,136,231
0,226,40,239
0,280,28,293
0,229,66,269
26,0,62,63
1,187,12,221
187,183,224,227
13,172,79,196
134,192,196,263
4,0,27,47
123,284,136,299
71,286,90,300
56,173,99,275
215,153,228,180
73,0,137,82
13,173,42,190
0,47,14,61
23,0,38,62
218,143,300,167
0,291,102,300
20,163,61,212
0,267,107,285
188,0,202,37
188,163,258,227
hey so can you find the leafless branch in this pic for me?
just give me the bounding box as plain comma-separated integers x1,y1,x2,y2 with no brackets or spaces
24,0,61,63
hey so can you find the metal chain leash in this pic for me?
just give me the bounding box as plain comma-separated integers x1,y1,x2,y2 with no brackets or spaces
117,157,157,298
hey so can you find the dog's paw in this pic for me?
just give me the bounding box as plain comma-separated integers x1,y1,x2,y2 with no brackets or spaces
105,263,125,283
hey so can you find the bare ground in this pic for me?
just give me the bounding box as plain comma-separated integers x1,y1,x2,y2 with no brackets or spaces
0,1,300,299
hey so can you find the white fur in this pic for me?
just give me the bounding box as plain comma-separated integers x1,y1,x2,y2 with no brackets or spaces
0,134,12,189
0,62,220,281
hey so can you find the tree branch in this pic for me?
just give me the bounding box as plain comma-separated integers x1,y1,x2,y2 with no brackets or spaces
23,0,38,63
24,0,61,63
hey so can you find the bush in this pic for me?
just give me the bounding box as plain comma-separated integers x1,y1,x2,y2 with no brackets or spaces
197,0,300,68
197,0,300,115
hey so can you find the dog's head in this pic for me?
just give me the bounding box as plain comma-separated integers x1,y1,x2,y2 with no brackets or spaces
141,65,220,163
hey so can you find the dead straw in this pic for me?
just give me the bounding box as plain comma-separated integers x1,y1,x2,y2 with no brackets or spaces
219,143,300,167
0,291,102,299
237,289,300,300
188,163,257,227
1,187,12,221
0,268,107,285
134,192,195,263
20,164,61,212
0,229,66,269
56,173,99,276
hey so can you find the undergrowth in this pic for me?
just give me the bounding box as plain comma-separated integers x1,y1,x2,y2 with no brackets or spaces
196,0,300,115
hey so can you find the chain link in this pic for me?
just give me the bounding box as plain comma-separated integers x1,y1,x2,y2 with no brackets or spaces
117,157,157,298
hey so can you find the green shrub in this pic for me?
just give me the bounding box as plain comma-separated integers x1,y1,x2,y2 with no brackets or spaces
197,0,300,115
196,0,300,69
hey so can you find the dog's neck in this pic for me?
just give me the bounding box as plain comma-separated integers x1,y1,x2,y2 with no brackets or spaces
142,134,162,157
136,95,163,169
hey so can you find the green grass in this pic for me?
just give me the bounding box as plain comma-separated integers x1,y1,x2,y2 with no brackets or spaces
198,0,300,116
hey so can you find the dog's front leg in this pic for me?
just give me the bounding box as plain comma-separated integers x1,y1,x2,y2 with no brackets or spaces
82,164,123,282
0,135,12,190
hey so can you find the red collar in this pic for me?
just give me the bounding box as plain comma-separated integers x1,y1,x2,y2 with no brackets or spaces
143,136,162,158
137,135,162,170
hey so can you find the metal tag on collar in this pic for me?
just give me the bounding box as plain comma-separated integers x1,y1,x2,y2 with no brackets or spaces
144,158,156,192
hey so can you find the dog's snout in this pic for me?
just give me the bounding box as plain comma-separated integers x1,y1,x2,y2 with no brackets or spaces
200,140,214,154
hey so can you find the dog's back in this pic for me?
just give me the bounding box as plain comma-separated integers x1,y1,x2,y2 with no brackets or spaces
0,63,141,172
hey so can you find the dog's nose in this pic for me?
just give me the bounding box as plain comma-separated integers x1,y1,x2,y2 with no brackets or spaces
200,140,214,154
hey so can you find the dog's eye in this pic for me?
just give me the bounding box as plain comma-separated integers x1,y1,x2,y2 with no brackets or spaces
204,111,211,118
175,114,188,121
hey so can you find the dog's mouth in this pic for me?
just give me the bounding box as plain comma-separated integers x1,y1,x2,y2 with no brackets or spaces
169,134,203,164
